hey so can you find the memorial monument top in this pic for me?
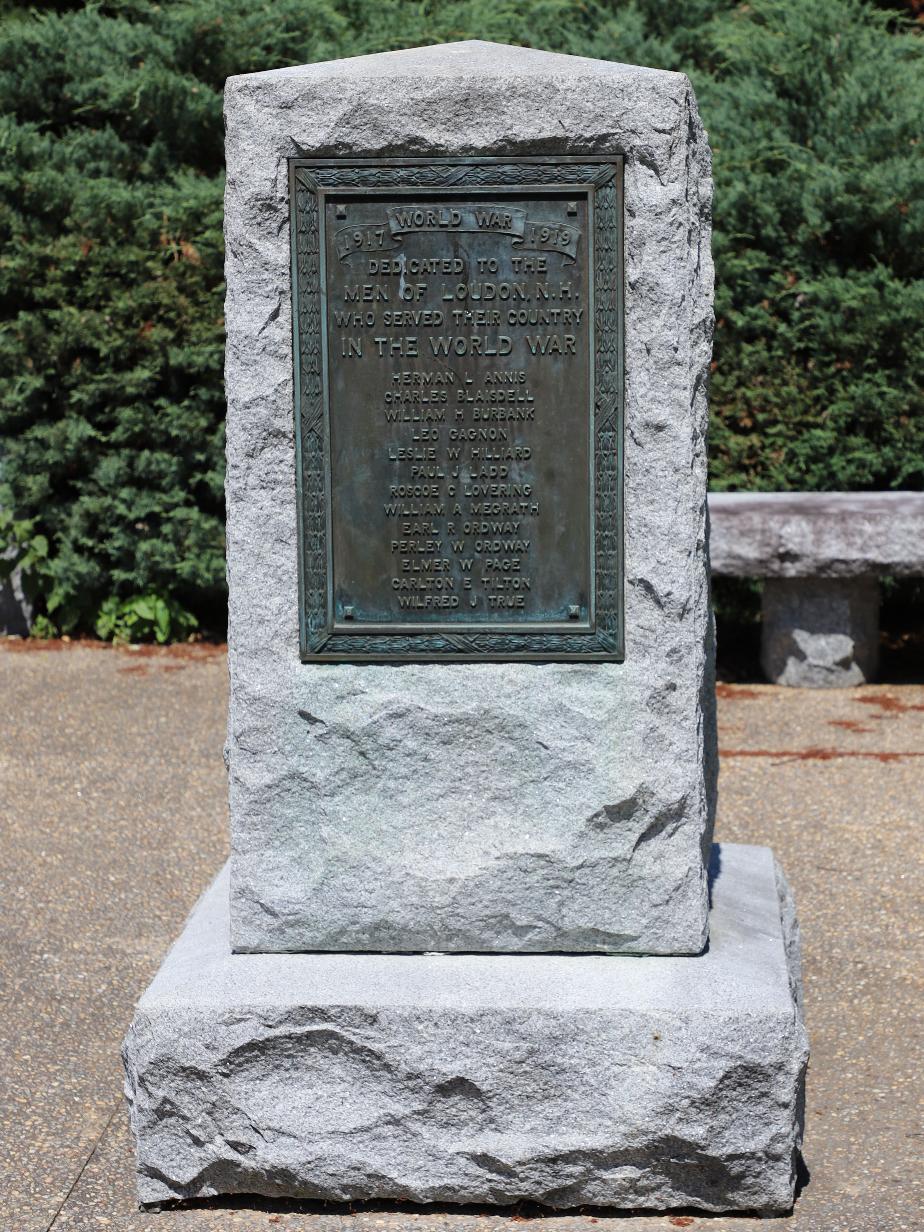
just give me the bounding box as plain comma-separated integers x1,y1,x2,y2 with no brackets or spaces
226,38,686,86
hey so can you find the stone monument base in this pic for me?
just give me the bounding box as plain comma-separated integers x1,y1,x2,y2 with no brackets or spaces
123,844,807,1214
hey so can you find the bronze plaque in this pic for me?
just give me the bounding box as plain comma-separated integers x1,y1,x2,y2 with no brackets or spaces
290,158,624,661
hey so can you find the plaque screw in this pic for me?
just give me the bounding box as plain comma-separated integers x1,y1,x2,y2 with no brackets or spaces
568,605,581,619
566,201,578,216
343,605,355,620
335,204,347,219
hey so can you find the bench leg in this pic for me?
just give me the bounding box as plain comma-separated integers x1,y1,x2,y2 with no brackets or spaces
0,557,32,637
760,577,880,687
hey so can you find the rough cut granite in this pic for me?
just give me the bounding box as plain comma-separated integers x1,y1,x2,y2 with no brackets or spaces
223,42,716,954
123,843,808,1213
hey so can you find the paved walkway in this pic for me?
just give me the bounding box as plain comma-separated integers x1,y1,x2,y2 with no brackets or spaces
0,643,921,1232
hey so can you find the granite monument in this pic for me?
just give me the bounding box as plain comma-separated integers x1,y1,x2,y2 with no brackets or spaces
123,41,807,1213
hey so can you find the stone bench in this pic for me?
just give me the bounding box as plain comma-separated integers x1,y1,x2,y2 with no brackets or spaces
709,492,924,686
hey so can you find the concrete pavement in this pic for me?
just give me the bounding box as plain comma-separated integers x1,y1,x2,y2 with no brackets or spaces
0,641,921,1232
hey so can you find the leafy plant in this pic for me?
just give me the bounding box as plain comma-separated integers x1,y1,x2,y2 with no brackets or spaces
0,509,50,597
94,593,198,645
28,614,58,640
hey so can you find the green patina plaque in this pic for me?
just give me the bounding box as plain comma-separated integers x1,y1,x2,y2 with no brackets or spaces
290,157,624,662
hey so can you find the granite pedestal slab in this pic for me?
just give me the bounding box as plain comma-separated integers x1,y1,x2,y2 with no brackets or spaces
123,843,807,1213
224,41,716,955
708,491,924,579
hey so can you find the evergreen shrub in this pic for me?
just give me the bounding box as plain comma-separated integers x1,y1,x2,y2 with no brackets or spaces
0,0,920,638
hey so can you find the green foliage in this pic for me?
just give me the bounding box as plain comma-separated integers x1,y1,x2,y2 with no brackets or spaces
28,614,58,640
701,0,924,491
0,0,920,637
94,591,197,644
0,509,51,600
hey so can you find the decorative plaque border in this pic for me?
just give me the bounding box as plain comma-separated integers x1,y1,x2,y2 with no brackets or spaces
290,157,624,662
